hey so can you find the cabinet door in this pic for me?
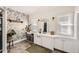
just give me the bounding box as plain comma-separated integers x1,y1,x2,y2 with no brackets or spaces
34,35,42,45
54,38,64,50
64,40,78,53
42,36,48,48
42,36,53,50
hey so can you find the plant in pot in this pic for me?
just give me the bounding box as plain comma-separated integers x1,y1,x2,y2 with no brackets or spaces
25,24,31,32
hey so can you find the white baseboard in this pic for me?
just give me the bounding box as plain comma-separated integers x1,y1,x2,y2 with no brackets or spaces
14,38,26,44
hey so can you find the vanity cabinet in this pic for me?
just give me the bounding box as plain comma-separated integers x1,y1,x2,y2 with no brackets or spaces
34,34,54,50
54,38,64,51
54,38,79,53
41,36,53,50
34,34,42,46
64,39,78,53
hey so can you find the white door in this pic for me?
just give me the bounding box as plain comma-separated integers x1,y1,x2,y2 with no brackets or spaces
34,35,42,45
64,39,78,53
54,38,64,50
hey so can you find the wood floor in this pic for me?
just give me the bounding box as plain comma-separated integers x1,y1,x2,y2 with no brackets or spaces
8,40,63,53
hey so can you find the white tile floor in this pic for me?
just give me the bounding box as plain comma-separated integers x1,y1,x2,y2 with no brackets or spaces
8,40,31,53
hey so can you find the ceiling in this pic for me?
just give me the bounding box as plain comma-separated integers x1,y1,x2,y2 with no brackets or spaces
7,6,74,15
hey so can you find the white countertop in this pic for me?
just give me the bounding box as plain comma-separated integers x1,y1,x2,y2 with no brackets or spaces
34,33,57,37
26,32,76,40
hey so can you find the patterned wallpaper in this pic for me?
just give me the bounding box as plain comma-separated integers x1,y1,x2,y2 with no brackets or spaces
7,8,28,41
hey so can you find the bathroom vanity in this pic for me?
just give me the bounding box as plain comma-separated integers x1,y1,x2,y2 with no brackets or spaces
34,33,56,51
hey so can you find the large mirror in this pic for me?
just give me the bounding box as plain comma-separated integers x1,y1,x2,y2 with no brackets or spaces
37,18,48,34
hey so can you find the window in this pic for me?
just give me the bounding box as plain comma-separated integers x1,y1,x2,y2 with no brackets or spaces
31,18,38,33
58,13,74,36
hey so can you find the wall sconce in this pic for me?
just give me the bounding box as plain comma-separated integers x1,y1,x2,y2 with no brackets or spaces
52,17,55,20
38,19,40,21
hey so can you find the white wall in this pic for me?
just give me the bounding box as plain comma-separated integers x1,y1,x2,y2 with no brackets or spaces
2,8,7,53
29,6,79,53
30,6,74,34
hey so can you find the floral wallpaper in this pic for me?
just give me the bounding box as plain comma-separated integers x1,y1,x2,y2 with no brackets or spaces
7,8,28,41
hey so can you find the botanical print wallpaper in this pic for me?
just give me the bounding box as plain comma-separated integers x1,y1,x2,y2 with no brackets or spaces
7,8,28,41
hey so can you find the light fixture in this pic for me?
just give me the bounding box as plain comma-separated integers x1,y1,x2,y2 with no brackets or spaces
38,19,40,21
52,17,55,20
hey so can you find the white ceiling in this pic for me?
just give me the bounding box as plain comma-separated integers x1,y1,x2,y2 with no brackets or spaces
7,6,74,15
7,6,42,14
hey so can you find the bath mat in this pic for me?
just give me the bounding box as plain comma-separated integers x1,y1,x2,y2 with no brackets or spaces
26,43,52,53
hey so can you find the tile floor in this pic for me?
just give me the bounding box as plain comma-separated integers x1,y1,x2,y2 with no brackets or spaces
8,40,31,53
8,40,63,53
